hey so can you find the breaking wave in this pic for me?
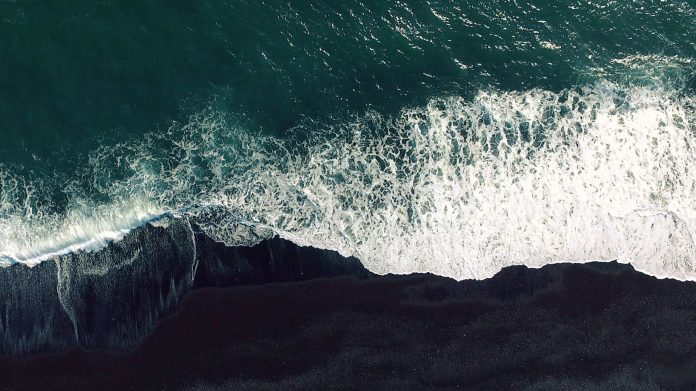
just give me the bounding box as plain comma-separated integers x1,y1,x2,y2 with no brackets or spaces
2,77,696,280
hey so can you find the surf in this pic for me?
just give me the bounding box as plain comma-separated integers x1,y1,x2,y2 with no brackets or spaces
1,80,696,282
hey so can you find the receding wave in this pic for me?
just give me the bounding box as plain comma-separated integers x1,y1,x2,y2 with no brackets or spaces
2,77,696,280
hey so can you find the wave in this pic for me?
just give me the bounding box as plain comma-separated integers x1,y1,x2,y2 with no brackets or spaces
2,78,696,280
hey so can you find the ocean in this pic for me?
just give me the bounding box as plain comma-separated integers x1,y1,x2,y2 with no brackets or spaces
1,0,696,280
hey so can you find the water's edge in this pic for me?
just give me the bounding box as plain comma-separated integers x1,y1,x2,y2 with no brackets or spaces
0,217,369,356
3,234,696,389
2,213,686,357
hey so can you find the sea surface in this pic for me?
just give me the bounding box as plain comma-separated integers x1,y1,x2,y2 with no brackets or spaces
1,0,696,280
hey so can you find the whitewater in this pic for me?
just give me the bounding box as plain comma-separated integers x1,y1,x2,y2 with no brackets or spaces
2,78,696,281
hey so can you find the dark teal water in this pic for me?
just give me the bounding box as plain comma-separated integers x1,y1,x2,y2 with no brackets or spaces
3,1,693,168
1,1,696,279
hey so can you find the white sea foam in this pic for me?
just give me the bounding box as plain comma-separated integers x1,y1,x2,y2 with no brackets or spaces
217,83,696,280
2,79,696,281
